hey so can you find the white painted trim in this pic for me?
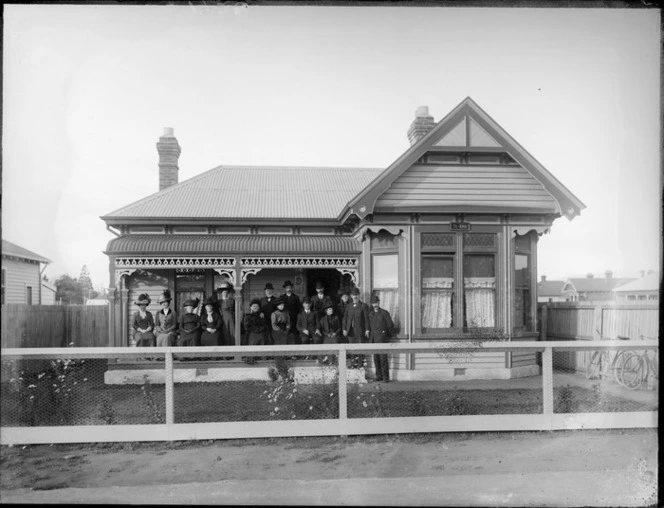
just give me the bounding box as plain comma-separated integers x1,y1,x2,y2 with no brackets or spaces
1,412,656,446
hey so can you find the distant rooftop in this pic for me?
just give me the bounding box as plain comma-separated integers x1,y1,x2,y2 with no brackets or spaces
2,239,51,264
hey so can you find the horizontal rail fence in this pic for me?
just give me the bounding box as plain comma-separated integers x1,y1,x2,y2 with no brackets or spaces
0,304,109,349
0,341,657,445
539,302,659,372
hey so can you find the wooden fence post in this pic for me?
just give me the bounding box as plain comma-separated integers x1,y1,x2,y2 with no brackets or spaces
542,346,553,415
338,345,347,421
165,350,174,425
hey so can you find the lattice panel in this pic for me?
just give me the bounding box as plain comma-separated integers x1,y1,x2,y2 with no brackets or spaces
463,234,496,248
116,258,235,268
422,233,455,249
241,258,357,268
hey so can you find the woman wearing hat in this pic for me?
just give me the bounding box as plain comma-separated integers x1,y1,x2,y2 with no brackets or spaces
281,280,301,342
154,290,178,347
260,283,277,345
270,295,290,346
318,301,342,364
217,282,235,347
132,294,156,347
178,298,201,347
200,296,223,347
243,299,266,364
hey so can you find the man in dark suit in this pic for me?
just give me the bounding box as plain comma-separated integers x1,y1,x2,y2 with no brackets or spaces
260,283,278,346
342,287,370,368
296,297,320,360
281,280,301,344
310,281,333,321
368,294,395,383
337,287,351,325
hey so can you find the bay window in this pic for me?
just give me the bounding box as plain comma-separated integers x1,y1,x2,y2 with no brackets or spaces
370,229,400,332
418,230,497,334
514,233,534,332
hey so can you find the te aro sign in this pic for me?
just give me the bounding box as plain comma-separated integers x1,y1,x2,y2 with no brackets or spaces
450,222,471,231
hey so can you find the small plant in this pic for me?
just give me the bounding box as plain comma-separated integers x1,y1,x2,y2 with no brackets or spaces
98,398,115,425
261,379,339,420
446,392,467,416
140,375,163,424
554,385,576,413
409,392,428,417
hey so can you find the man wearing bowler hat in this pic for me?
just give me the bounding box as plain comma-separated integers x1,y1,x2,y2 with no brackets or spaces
260,283,278,345
368,294,395,383
342,287,370,368
310,281,333,322
281,280,301,343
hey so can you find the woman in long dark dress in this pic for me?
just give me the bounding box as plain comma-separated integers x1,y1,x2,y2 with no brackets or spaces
178,298,201,347
200,296,223,347
218,283,235,347
132,294,156,347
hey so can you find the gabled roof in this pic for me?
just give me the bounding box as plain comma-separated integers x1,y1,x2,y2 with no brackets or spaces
538,280,565,297
613,272,660,293
347,97,586,220
2,239,51,264
102,166,382,221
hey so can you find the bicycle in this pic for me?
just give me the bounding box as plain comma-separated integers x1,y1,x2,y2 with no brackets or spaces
585,334,631,386
619,335,659,390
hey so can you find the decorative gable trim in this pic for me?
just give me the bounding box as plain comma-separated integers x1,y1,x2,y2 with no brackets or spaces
346,97,585,221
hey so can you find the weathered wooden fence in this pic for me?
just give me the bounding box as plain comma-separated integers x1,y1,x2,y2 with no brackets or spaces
1,304,109,348
538,301,659,371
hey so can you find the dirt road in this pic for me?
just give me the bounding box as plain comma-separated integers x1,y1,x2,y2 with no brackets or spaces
0,429,658,506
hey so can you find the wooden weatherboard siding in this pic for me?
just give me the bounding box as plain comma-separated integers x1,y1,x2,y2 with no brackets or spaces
375,164,556,212
2,258,41,304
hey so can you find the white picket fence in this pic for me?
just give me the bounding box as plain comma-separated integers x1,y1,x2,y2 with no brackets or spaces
0,341,658,445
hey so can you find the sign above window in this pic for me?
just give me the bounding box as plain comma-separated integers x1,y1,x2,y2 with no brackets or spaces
450,222,471,231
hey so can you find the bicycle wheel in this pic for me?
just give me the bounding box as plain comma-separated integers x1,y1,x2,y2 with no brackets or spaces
611,350,629,385
586,351,603,380
619,353,647,390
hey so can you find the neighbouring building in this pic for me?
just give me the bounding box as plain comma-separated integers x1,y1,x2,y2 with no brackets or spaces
561,271,635,302
101,97,585,380
1,239,51,305
41,279,57,305
537,275,566,303
613,271,659,301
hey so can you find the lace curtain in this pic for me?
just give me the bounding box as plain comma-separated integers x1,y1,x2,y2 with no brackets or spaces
421,277,453,329
374,288,399,330
464,277,495,327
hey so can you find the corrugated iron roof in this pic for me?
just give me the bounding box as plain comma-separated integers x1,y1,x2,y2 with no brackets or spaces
103,166,383,220
2,239,51,263
105,234,362,255
613,272,660,293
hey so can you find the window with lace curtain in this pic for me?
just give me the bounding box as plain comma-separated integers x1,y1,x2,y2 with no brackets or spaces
370,230,400,332
419,231,497,333
372,254,399,331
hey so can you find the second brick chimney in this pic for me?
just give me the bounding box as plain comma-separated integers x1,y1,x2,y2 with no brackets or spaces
407,106,436,146
157,127,181,191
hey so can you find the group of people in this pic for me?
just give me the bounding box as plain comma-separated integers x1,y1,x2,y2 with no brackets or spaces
243,280,395,381
131,282,236,348
131,279,395,381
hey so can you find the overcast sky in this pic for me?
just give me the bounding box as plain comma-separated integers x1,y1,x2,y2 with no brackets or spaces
3,4,660,289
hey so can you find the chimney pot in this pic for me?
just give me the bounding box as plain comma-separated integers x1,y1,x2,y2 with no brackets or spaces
415,106,430,117
586,273,594,278
540,275,546,282
163,127,174,137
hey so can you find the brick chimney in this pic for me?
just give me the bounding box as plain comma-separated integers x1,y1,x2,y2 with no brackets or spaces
407,106,436,146
605,270,613,288
157,127,181,191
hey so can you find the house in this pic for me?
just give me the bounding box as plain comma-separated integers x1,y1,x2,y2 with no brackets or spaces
41,279,57,305
613,271,659,301
537,275,565,303
561,271,635,302
1,239,51,305
101,97,585,380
